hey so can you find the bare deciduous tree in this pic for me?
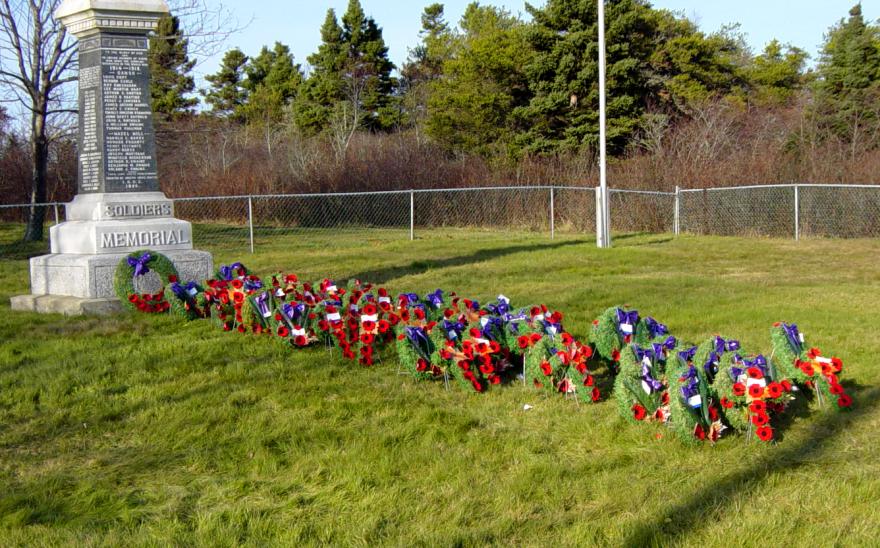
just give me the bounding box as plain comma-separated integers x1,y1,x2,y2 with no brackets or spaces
0,0,76,241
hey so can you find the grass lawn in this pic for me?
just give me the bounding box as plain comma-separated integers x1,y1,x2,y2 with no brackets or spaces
1,225,879,546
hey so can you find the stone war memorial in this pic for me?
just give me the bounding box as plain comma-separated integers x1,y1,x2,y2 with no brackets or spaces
11,0,212,315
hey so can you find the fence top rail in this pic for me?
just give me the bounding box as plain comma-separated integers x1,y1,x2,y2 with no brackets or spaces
680,183,880,192
0,202,63,209
609,189,675,196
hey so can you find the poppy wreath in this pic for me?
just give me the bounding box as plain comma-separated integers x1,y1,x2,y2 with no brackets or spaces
397,323,446,381
164,280,207,320
114,250,178,313
712,350,793,442
770,323,852,410
591,307,671,365
524,332,599,402
666,344,725,445
614,341,674,424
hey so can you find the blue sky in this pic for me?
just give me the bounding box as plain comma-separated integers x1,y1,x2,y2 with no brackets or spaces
196,1,879,81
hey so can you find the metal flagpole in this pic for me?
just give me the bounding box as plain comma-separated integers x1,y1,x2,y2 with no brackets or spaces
597,0,611,248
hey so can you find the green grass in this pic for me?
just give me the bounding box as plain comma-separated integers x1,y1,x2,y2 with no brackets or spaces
2,226,880,546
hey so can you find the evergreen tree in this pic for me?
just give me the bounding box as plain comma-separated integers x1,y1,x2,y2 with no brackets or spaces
425,3,531,155
148,14,198,120
400,4,453,132
516,0,661,154
202,48,249,118
293,9,347,133
813,4,880,145
293,0,397,133
746,40,807,106
240,42,304,125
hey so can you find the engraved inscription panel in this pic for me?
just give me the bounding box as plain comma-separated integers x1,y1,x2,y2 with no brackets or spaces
76,33,159,194
101,40,158,192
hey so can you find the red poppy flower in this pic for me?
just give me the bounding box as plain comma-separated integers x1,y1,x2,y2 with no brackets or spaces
733,383,746,396
517,336,530,349
720,397,734,409
756,426,774,442
747,367,764,380
632,404,647,421
829,383,844,396
223,322,232,332
581,375,593,387
233,293,244,304
781,379,793,392
529,333,542,344
831,357,843,373
611,349,620,362
400,310,410,321
471,381,484,393
231,279,243,289
751,412,769,427
837,394,853,408
237,325,246,334
277,326,290,338
694,424,706,441
748,384,765,399
661,391,670,405
413,308,425,320
479,363,495,375
807,347,821,359
377,320,390,333
490,374,501,385
294,335,308,346
360,333,374,345
540,361,553,376
416,359,429,372
709,406,719,421
576,363,587,375
749,401,766,414
561,333,573,345
362,303,377,316
591,387,601,402
766,382,783,399
343,349,355,360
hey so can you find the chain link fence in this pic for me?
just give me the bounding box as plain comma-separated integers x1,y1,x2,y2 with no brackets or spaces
2,185,880,259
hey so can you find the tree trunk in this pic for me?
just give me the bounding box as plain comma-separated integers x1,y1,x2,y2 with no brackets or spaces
24,110,49,242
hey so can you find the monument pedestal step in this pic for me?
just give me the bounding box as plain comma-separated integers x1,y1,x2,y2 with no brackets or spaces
10,295,124,316
27,249,213,300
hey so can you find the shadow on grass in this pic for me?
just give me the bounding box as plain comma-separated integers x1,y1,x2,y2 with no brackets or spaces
346,239,590,284
0,240,50,261
624,382,879,545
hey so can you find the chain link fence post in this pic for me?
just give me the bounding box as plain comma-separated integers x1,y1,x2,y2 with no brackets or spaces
247,195,255,254
674,185,681,236
550,186,555,239
794,184,800,241
410,190,415,241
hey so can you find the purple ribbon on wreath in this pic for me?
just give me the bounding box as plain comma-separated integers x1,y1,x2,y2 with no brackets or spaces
405,326,430,349
219,262,244,281
487,296,510,316
645,317,668,339
282,302,306,322
481,317,505,340
254,292,271,318
633,345,664,393
782,322,803,354
616,308,639,336
677,346,698,367
714,336,741,354
426,289,444,309
128,253,151,278
442,320,464,341
731,354,769,380
680,366,702,407
542,319,563,338
400,293,419,306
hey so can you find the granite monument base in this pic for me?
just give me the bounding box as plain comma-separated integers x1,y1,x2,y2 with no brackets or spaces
11,249,213,316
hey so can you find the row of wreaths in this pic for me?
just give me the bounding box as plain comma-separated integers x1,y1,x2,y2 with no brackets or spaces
115,250,853,445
